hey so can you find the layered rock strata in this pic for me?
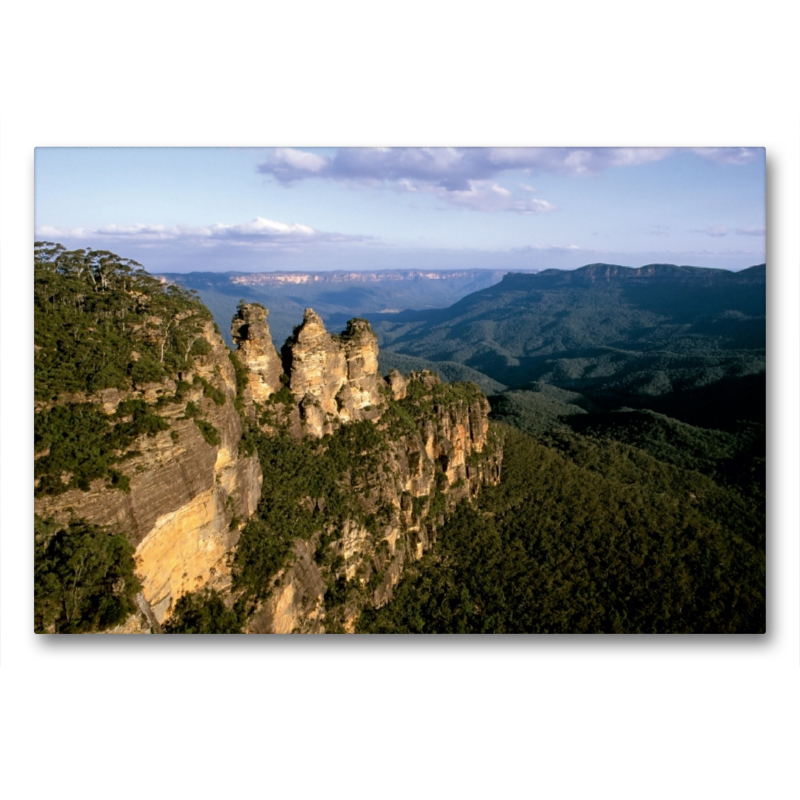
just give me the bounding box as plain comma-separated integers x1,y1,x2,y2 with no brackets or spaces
34,319,263,627
37,301,502,635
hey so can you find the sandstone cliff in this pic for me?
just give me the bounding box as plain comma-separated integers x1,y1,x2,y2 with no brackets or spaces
279,308,385,436
36,293,502,635
35,318,262,628
245,372,503,633
224,303,503,634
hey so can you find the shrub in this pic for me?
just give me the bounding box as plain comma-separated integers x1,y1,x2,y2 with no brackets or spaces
34,517,142,633
163,589,246,634
194,419,221,447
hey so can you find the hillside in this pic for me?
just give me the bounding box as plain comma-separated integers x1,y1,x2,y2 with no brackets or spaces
358,425,765,634
369,263,766,404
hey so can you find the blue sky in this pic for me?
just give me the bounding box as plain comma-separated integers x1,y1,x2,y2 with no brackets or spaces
34,147,765,273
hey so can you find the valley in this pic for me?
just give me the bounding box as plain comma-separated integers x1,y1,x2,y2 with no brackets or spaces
160,268,522,349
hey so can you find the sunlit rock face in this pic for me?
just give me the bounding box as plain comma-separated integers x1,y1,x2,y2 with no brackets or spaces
36,298,502,635
230,303,283,412
281,309,384,437
35,319,263,626
385,369,407,400
243,369,503,634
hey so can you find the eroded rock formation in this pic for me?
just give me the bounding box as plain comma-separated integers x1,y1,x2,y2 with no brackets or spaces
282,310,385,436
230,303,283,411
234,304,386,437
244,370,503,634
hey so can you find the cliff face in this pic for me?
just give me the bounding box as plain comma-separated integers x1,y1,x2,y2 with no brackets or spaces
34,319,262,626
247,373,502,633
230,303,283,411
36,295,502,635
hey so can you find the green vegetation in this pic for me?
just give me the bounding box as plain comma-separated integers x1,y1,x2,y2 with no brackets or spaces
35,400,169,496
34,517,142,633
229,351,249,414
195,374,227,406
488,382,590,435
35,241,212,400
370,263,766,399
34,249,765,635
379,351,506,395
34,242,232,496
232,376,474,605
163,589,246,634
358,424,765,634
567,408,765,507
231,424,371,601
194,419,221,447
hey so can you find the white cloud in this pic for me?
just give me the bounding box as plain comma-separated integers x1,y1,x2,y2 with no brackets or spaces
273,147,327,173
691,224,765,238
255,147,678,213
35,217,367,249
487,147,674,176
402,179,556,213
512,244,582,253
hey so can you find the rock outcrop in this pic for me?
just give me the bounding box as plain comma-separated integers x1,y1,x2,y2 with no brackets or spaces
36,299,502,635
234,305,386,438
230,303,283,412
243,369,503,634
282,309,384,436
385,369,407,400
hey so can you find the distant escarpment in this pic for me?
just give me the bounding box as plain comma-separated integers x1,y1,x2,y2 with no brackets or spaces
34,245,501,634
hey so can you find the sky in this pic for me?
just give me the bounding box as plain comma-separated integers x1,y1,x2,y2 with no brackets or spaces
34,147,766,273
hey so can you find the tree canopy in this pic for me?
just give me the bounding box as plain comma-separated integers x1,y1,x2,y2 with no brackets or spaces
35,242,212,400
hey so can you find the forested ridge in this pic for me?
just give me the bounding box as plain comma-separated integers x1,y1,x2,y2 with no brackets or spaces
368,262,766,403
34,243,229,633
357,265,766,633
35,241,213,401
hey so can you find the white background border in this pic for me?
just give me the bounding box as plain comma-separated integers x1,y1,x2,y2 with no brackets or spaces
2,3,798,797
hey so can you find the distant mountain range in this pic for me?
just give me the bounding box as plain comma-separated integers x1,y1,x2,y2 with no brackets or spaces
160,268,532,346
364,263,766,405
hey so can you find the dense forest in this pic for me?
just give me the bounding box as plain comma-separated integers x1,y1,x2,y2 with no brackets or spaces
367,263,766,404
358,424,764,633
